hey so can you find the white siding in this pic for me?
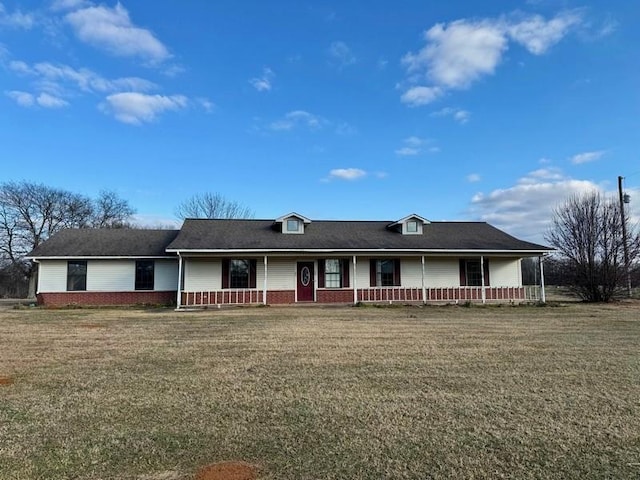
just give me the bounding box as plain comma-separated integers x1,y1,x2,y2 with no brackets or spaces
424,258,460,288
155,260,179,291
355,257,372,288
38,260,68,292
38,259,179,293
184,259,221,291
264,258,295,290
401,258,423,288
87,261,133,291
489,258,521,287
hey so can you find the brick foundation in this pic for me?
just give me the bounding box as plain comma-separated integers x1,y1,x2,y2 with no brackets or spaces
317,289,355,304
38,291,176,307
266,290,296,304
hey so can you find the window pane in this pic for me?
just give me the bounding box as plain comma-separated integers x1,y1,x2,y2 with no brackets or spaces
407,221,418,232
230,259,250,288
324,259,342,288
466,260,482,286
377,260,395,286
325,259,340,273
135,260,154,290
67,261,87,291
287,219,299,231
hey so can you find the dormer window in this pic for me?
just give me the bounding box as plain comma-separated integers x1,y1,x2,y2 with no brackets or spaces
287,219,300,232
276,212,311,234
388,214,429,235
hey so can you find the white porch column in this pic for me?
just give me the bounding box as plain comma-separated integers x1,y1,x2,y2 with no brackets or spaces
421,255,426,304
263,255,268,305
480,255,486,304
176,253,183,309
539,255,546,304
352,255,358,304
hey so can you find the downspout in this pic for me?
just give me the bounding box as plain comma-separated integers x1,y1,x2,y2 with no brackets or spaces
539,255,546,304
263,255,268,305
176,252,183,309
480,255,486,304
353,255,358,305
421,255,426,304
33,259,40,299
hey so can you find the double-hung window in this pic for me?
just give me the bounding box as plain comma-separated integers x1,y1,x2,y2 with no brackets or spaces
67,261,87,291
222,259,257,289
318,259,349,288
460,259,490,286
369,259,401,287
324,259,342,288
135,260,154,290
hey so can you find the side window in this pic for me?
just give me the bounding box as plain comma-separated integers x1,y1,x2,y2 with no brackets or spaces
230,259,250,288
324,259,342,288
370,259,401,287
67,261,87,291
135,260,155,290
460,259,490,286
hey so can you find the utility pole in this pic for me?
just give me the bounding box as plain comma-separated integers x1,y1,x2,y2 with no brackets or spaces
618,176,632,298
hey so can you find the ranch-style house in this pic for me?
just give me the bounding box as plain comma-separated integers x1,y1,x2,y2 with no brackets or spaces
27,213,552,307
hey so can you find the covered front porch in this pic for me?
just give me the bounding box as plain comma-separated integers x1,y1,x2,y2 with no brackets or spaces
175,253,547,308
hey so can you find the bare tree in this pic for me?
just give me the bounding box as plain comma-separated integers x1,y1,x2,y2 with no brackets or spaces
545,191,639,302
175,193,255,220
0,181,135,297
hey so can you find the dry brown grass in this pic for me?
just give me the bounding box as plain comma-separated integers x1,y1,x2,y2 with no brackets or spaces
0,302,639,479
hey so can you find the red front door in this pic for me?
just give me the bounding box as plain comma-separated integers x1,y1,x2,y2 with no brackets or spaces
297,262,314,302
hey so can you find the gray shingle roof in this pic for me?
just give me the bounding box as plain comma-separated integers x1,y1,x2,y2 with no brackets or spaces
28,229,180,258
166,219,550,253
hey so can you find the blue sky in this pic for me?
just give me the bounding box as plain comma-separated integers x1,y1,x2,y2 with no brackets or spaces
1,0,638,243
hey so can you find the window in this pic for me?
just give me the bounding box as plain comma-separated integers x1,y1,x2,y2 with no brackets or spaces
318,259,349,288
287,219,300,232
377,260,395,286
67,261,87,291
370,259,401,287
406,220,418,233
460,259,490,286
135,260,154,290
230,259,250,288
223,259,257,289
325,259,341,288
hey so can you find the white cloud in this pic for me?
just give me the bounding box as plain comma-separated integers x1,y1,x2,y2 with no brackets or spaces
396,147,420,156
404,19,508,89
50,0,89,12
11,60,157,95
570,150,605,164
249,67,274,92
506,11,583,55
36,92,68,108
467,173,481,183
328,168,366,180
432,107,471,124
400,86,443,106
5,90,68,108
400,11,583,106
395,136,438,156
469,167,602,242
0,2,35,29
5,90,35,107
270,110,325,131
65,3,170,63
328,41,356,68
197,97,215,113
100,92,188,125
